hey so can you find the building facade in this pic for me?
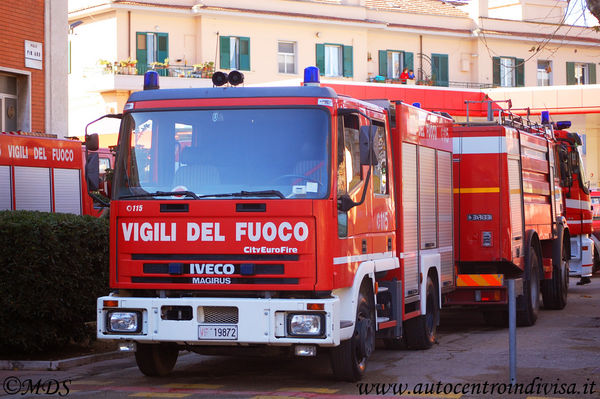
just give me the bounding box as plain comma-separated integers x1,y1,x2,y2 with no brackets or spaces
68,0,600,183
0,0,68,137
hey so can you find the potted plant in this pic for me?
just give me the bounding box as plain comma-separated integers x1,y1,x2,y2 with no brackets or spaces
98,59,113,73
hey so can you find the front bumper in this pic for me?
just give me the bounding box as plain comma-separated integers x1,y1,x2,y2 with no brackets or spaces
97,296,340,346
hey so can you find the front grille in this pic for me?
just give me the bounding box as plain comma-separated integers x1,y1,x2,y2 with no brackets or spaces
200,306,239,324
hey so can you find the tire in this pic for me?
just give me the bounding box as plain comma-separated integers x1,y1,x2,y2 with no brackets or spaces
330,282,375,382
135,343,179,377
541,236,569,310
404,275,439,349
517,245,541,327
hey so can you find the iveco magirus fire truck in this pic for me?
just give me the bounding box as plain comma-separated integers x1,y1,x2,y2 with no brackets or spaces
90,67,454,381
445,108,573,325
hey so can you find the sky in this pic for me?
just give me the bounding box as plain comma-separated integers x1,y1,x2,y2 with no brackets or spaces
564,0,598,26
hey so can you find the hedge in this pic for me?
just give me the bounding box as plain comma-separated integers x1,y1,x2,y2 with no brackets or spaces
0,211,109,354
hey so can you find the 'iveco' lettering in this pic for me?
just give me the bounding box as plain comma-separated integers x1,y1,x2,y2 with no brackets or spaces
121,222,177,242
190,263,234,275
235,222,309,242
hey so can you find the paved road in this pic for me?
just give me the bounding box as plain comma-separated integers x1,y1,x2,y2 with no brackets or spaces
2,276,599,399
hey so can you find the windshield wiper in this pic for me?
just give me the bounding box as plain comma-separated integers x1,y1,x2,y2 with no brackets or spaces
196,190,285,199
119,191,200,200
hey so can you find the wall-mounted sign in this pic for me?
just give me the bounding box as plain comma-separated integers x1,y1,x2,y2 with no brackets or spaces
25,40,43,70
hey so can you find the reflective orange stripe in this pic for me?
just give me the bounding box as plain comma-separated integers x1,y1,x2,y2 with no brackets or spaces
456,274,504,287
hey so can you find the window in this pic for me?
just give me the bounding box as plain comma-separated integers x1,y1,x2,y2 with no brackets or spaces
493,56,524,87
220,36,250,71
501,57,515,87
278,41,296,74
372,121,388,195
567,62,597,85
337,113,361,195
136,32,169,74
378,50,413,80
537,60,552,86
431,53,449,87
0,74,18,132
316,43,353,77
116,108,330,200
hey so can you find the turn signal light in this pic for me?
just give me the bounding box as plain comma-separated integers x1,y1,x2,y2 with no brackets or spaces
103,300,119,307
307,303,324,311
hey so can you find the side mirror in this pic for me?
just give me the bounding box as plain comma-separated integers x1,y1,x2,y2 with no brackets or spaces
338,194,356,213
85,152,100,191
86,133,99,152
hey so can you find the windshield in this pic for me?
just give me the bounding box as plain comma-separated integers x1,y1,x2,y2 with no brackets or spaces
114,108,330,199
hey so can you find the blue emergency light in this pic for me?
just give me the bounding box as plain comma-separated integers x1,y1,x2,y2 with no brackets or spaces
412,102,421,108
304,66,320,86
541,110,550,125
144,71,159,90
555,121,572,130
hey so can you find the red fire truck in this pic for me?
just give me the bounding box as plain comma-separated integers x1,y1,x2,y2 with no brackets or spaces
0,131,111,216
446,109,571,324
92,68,454,381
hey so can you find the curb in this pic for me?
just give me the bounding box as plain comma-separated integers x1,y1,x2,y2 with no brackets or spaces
0,351,133,371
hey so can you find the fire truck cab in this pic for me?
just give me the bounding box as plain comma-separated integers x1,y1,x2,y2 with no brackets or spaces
94,68,453,381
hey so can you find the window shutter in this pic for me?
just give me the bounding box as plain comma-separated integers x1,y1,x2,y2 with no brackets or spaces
493,57,500,86
566,62,576,85
516,58,524,87
157,33,169,64
220,36,230,70
239,37,250,71
343,45,353,77
316,44,325,76
432,53,448,87
589,63,596,84
404,51,414,71
379,50,388,77
136,32,148,72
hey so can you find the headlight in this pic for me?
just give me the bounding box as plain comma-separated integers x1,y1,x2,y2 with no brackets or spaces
106,311,142,333
287,313,325,337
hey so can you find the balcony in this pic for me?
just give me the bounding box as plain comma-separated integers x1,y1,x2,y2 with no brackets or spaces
77,63,215,93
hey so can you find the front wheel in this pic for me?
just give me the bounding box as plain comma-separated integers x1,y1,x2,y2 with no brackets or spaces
541,237,569,310
135,343,179,377
404,275,439,349
330,282,375,382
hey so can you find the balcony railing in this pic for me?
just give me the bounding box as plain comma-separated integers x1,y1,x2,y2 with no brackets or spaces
98,63,214,79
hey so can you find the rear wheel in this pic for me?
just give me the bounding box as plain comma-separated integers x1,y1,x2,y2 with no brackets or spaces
517,245,541,326
330,281,375,382
135,343,179,377
404,275,439,349
541,236,569,310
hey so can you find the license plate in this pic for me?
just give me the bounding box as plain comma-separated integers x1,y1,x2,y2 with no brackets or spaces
198,324,238,340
